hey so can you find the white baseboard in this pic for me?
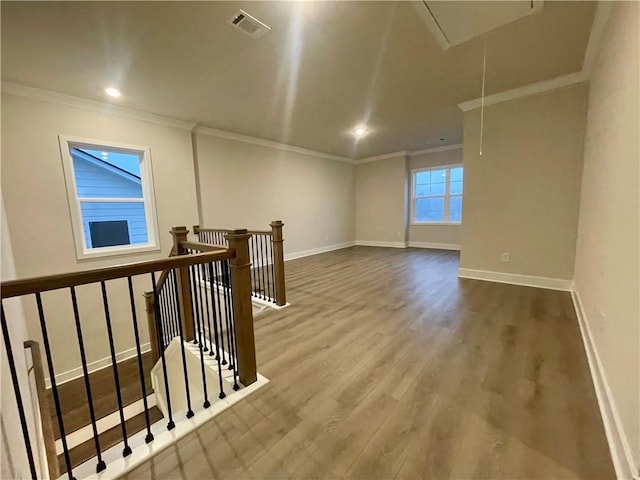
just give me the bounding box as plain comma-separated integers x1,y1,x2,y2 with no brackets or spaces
571,289,638,480
408,241,460,251
457,268,572,291
46,343,151,388
355,240,407,248
284,241,356,261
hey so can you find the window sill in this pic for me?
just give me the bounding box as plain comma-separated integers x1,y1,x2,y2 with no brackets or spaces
76,243,161,261
411,222,461,226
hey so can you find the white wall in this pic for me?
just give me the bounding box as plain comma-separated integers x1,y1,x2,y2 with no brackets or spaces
573,2,639,477
1,93,199,378
460,85,588,281
194,132,356,256
355,154,408,246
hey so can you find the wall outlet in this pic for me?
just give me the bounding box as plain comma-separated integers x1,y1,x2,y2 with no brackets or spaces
324,232,329,241
396,231,402,238
500,252,510,263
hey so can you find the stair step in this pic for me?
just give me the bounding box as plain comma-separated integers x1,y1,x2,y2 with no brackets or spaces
50,352,155,439
58,406,163,476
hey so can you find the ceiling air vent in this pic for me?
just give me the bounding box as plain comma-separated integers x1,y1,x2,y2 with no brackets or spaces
228,10,271,39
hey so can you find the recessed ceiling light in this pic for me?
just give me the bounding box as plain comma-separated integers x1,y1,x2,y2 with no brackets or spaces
353,125,368,138
105,87,121,98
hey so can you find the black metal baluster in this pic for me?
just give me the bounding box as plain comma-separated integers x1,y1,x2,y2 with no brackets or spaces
151,272,175,430
215,261,232,369
215,260,230,363
1,305,38,480
255,235,260,298
187,250,199,346
269,237,277,304
165,274,175,342
100,281,132,457
223,267,240,390
34,294,75,478
171,269,194,418
251,235,259,297
194,263,208,353
189,264,210,409
172,272,181,340
189,263,201,345
163,283,173,348
211,261,227,366
70,286,106,472
207,263,226,399
264,235,273,301
260,235,267,299
159,287,169,350
188,250,198,345
201,263,215,355
126,277,154,443
171,273,180,341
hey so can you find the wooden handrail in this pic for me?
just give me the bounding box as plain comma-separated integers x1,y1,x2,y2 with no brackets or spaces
193,226,233,234
1,250,234,299
24,340,59,479
179,241,228,253
194,225,271,236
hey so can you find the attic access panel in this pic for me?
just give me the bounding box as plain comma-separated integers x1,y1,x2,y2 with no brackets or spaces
412,1,543,49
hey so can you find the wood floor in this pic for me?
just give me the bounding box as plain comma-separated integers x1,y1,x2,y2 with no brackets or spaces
124,246,614,479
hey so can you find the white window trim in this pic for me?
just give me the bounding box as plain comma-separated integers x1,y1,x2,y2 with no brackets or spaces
410,164,463,226
58,135,161,260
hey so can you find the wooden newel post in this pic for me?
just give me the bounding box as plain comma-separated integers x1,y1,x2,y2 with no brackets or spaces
144,292,160,363
270,220,286,306
171,226,195,342
226,229,257,386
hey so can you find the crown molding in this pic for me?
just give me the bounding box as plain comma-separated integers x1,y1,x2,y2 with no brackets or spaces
357,151,408,164
1,81,356,164
458,71,587,112
1,81,198,130
457,2,612,112
193,126,356,164
408,143,463,157
357,143,463,165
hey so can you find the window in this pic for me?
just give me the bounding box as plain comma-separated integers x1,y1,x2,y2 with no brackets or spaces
411,165,463,224
59,136,160,259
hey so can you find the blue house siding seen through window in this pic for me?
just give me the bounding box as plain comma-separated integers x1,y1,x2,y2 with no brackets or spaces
71,149,149,249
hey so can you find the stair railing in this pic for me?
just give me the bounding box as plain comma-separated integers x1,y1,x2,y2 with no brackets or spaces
1,230,256,479
194,220,286,306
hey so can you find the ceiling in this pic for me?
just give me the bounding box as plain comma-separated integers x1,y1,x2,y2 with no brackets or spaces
1,1,596,159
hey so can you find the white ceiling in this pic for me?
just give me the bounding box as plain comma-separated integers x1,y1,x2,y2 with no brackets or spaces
1,1,596,159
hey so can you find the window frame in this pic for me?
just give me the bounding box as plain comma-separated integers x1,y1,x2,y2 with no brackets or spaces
59,135,161,260
410,164,464,225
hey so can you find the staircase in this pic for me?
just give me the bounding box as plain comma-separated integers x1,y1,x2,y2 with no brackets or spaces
1,222,286,479
49,352,162,475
